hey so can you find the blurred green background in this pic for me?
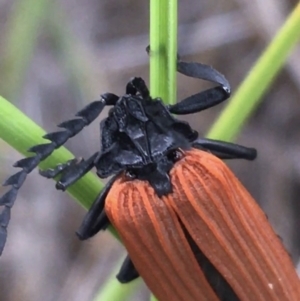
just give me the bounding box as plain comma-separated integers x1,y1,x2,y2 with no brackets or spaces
0,1,299,300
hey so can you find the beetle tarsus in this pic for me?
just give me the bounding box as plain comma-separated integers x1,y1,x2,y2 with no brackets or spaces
116,255,140,283
168,60,230,115
177,60,230,93
39,158,79,179
56,152,98,191
168,86,229,115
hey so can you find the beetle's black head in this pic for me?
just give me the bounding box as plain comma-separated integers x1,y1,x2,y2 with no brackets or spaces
94,93,198,196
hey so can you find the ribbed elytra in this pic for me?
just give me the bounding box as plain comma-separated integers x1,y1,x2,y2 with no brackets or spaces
180,220,240,301
105,149,300,301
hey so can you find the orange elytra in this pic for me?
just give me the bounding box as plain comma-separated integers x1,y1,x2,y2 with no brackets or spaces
105,149,300,301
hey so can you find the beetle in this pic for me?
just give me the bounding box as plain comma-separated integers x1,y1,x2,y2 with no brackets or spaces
0,56,299,301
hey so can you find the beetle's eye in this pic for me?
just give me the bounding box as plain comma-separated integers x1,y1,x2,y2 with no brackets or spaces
125,169,137,180
167,149,184,163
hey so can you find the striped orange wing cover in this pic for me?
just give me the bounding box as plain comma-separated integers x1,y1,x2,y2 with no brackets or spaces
105,149,300,301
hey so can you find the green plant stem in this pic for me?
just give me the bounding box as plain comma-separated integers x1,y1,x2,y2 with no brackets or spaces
94,279,141,301
0,96,118,239
207,2,300,141
150,0,178,104
149,1,177,300
149,1,177,301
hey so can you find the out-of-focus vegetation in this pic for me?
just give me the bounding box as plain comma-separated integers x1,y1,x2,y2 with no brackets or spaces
0,1,299,301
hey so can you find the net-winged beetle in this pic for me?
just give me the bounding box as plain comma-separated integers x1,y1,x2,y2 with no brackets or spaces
1,54,299,301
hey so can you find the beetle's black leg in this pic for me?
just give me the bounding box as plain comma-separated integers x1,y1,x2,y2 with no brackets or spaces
146,46,229,90
192,138,257,160
0,95,118,256
76,172,121,240
117,255,140,283
168,60,230,115
56,153,98,190
126,77,150,98
39,152,99,191
168,86,229,115
177,60,230,92
146,46,230,114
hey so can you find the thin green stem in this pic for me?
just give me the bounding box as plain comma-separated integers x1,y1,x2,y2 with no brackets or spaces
94,279,141,301
150,0,178,105
207,2,300,141
149,1,177,300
